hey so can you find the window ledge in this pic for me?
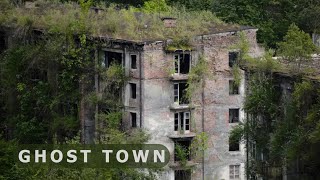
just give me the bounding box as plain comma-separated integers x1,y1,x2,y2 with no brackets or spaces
170,104,194,111
169,161,198,169
170,74,189,81
168,132,196,139
165,49,192,53
229,151,242,155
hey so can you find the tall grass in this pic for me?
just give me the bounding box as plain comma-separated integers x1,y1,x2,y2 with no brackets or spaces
0,0,231,42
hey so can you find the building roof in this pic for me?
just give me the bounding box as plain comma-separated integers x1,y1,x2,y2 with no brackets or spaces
0,1,258,44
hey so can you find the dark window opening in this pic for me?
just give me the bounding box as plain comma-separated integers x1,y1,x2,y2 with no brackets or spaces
229,137,240,151
0,32,6,53
130,54,137,69
130,83,137,99
131,112,137,128
29,68,47,82
174,82,189,105
229,109,239,123
105,51,123,68
174,112,190,131
174,54,190,74
175,170,191,180
229,52,239,67
174,140,191,162
229,80,239,95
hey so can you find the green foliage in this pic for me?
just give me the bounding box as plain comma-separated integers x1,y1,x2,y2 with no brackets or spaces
0,1,161,179
212,0,275,47
244,49,281,73
0,0,222,41
103,63,127,84
298,4,320,34
167,0,212,11
244,73,279,118
256,50,280,72
175,144,188,167
186,55,208,101
99,112,122,129
142,0,169,13
231,32,277,86
292,81,313,108
229,32,251,86
98,63,128,110
229,71,281,178
165,39,192,51
232,65,241,86
236,68,320,178
79,0,93,12
189,132,209,160
236,32,250,61
174,132,209,168
229,124,244,144
210,0,320,48
0,0,13,24
277,24,317,72
0,140,30,180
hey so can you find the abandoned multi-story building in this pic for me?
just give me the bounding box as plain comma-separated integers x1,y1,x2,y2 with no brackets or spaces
94,20,263,179
0,7,263,179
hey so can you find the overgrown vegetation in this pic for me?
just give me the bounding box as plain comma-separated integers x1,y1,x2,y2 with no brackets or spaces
277,24,318,72
186,55,208,101
174,132,209,167
172,54,210,168
0,0,224,42
229,23,320,179
168,0,320,48
0,0,160,179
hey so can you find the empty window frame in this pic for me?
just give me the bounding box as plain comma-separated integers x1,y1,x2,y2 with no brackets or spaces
229,80,239,95
105,51,123,68
130,54,137,69
174,53,191,74
130,83,137,99
174,140,191,162
229,51,239,67
174,112,190,131
229,165,240,179
229,137,240,151
131,112,137,128
174,170,191,180
229,109,240,123
174,82,189,104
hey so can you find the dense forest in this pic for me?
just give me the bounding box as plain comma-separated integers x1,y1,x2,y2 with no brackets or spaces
1,0,320,179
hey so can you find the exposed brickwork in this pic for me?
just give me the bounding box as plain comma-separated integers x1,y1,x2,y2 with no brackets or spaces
99,28,263,179
162,18,177,28
138,29,262,179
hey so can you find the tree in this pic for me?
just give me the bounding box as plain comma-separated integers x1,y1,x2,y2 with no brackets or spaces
277,24,317,72
142,0,170,13
166,0,212,11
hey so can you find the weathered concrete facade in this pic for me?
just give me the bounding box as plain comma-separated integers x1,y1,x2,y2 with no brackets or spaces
99,28,263,180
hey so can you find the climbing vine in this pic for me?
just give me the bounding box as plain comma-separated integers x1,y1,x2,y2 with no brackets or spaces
186,55,208,102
